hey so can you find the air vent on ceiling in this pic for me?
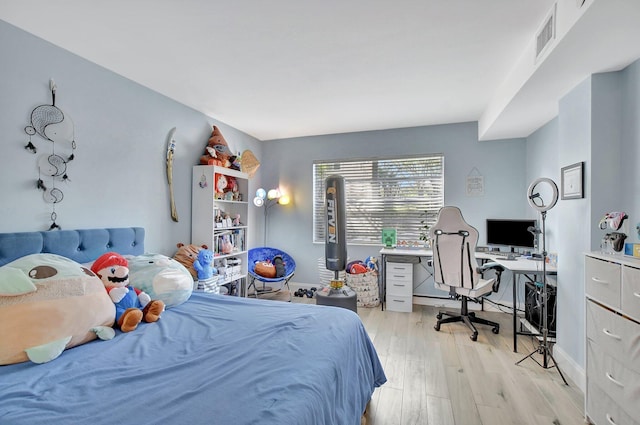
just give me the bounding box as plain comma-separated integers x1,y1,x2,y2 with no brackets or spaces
536,3,557,61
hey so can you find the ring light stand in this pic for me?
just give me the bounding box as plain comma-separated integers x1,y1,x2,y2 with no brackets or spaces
516,178,568,385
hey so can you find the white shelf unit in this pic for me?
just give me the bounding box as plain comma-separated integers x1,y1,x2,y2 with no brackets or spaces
584,253,640,425
192,165,249,291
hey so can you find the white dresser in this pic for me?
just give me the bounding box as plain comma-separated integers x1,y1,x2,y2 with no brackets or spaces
385,262,413,312
584,253,640,425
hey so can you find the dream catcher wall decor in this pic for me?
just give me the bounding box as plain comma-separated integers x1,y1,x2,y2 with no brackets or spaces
24,79,76,230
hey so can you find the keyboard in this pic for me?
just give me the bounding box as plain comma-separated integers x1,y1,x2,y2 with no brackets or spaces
494,253,520,260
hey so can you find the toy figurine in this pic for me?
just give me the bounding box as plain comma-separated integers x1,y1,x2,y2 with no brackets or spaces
91,252,165,332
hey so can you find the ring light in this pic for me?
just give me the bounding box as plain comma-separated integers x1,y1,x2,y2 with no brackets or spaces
518,176,568,385
527,178,558,212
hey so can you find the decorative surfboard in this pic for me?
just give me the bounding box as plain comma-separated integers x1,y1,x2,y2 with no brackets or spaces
166,127,178,222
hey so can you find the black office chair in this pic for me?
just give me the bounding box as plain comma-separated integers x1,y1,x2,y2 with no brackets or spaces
430,206,504,341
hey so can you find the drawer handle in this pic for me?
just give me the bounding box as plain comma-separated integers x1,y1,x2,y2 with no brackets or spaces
392,283,406,287
606,413,617,425
393,299,405,303
591,277,610,285
392,275,407,278
605,372,625,388
602,328,622,340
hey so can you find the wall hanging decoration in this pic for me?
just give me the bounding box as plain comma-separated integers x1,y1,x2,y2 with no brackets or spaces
465,167,484,197
165,127,179,222
560,161,584,200
23,79,76,230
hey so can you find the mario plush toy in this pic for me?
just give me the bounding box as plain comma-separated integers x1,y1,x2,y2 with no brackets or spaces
91,252,165,332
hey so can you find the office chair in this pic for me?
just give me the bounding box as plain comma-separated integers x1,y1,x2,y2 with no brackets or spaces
430,206,504,341
247,247,296,300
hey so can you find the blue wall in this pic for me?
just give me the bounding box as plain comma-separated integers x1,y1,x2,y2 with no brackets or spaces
261,123,527,289
0,20,263,255
523,59,640,387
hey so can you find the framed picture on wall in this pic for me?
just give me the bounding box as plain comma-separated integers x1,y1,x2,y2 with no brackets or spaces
561,161,584,200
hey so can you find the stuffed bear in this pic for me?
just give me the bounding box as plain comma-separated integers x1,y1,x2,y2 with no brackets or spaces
173,243,208,279
199,125,237,168
91,252,165,333
193,249,220,294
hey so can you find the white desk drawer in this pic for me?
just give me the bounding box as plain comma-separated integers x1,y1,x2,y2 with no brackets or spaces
386,280,412,297
386,295,412,313
386,262,413,281
586,300,640,372
588,340,640,419
586,256,621,309
622,265,640,323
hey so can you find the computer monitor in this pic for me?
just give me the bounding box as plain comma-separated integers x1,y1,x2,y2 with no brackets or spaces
486,219,537,250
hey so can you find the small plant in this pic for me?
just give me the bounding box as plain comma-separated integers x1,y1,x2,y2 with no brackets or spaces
419,211,431,245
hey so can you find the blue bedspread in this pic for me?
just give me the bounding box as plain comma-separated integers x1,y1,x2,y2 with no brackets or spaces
0,293,386,425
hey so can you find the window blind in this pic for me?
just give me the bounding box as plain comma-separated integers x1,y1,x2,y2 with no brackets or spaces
313,154,444,245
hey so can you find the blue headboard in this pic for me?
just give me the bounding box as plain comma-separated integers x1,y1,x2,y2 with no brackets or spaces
0,227,144,267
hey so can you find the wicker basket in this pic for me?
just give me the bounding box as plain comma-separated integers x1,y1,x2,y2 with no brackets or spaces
346,271,380,307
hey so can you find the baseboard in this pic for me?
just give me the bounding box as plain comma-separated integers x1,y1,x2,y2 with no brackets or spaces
290,281,321,291
553,345,585,392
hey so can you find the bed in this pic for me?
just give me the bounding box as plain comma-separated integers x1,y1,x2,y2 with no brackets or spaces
0,228,386,425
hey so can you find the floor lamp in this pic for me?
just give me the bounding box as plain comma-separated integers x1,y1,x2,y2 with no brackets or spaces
516,177,568,386
253,187,290,246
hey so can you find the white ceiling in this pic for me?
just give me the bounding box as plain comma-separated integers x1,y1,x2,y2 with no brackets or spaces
2,0,640,141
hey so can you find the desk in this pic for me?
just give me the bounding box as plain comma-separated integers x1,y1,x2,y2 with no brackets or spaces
478,253,557,352
380,248,557,351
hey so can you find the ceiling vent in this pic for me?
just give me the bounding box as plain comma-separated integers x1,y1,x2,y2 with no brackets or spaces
536,3,557,61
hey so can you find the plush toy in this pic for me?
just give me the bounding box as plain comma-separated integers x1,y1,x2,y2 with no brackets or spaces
199,125,236,168
193,249,220,293
91,252,165,333
215,173,228,198
346,260,367,274
364,256,379,272
273,255,286,278
127,253,194,308
0,253,115,365
173,243,208,279
254,261,276,278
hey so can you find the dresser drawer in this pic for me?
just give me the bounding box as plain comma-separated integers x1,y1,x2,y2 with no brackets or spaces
622,265,640,323
586,256,621,309
386,295,412,313
586,300,640,372
587,382,639,425
588,340,640,419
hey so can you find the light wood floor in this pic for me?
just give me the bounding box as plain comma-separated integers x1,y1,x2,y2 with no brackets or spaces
293,295,586,425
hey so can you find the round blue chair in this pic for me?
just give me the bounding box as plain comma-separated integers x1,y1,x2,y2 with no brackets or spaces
247,247,296,300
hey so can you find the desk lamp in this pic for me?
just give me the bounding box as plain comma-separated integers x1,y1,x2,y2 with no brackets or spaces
516,177,568,385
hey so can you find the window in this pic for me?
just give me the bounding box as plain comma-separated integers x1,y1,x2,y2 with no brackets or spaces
313,154,444,245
